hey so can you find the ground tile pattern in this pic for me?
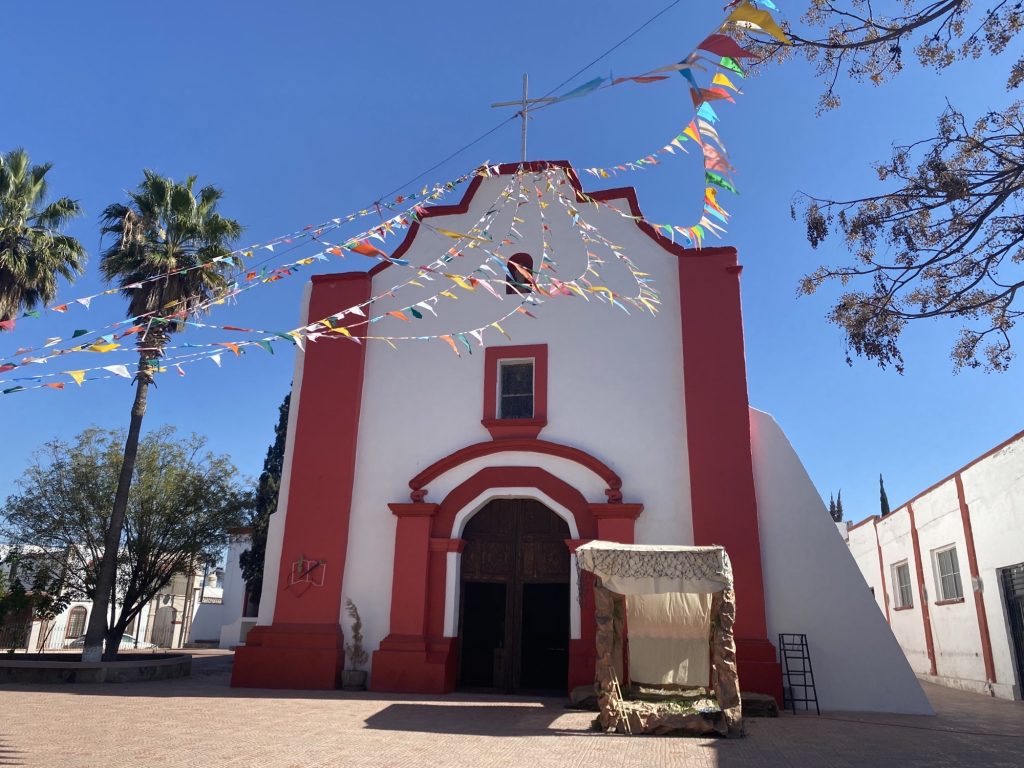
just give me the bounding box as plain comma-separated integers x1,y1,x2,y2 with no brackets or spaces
0,651,1021,767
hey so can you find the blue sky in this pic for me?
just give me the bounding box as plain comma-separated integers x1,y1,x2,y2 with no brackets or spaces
2,1,1020,523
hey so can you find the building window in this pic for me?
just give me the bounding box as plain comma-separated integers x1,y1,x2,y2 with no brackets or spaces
934,546,964,601
482,344,548,439
499,360,534,419
506,252,534,294
65,606,87,639
893,562,914,609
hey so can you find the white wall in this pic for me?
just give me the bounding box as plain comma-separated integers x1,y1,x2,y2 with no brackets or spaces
846,521,887,615
750,408,932,714
340,168,693,662
219,533,253,648
963,437,1024,697
845,433,1024,699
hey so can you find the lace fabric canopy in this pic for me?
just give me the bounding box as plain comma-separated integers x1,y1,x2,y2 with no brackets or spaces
576,541,733,596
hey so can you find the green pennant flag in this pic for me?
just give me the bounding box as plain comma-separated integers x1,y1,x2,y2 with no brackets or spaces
705,171,738,195
719,56,745,77
272,332,295,344
255,340,274,354
22,310,40,318
409,307,423,319
72,329,89,338
3,386,25,395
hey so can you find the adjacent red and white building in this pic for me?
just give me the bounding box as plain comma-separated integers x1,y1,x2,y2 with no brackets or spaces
842,432,1024,700
232,161,930,713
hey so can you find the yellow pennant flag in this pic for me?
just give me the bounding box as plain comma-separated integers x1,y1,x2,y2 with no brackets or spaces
440,290,459,300
711,72,740,92
88,342,120,353
444,274,475,291
68,370,86,386
728,2,791,44
434,227,488,242
331,326,352,337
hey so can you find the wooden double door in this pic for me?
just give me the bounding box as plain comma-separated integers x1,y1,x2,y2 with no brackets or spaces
458,499,571,693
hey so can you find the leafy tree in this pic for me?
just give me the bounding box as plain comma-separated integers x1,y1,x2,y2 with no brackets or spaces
83,172,242,661
746,2,1024,370
879,473,892,516
0,549,70,650
3,426,249,659
239,393,290,606
0,148,86,325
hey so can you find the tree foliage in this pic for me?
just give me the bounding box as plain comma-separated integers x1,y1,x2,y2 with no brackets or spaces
0,148,85,323
239,393,290,606
82,172,241,662
745,2,1024,370
2,426,250,658
879,473,892,515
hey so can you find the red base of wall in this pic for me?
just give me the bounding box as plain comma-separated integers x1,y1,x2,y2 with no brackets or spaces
231,623,345,690
370,635,457,694
736,638,783,705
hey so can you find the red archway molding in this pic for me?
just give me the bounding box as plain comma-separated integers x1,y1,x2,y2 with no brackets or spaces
371,465,642,694
409,438,625,503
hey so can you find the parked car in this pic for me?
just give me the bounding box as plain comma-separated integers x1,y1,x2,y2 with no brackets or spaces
65,633,158,649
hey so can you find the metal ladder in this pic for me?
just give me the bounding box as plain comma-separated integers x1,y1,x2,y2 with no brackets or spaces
778,633,820,715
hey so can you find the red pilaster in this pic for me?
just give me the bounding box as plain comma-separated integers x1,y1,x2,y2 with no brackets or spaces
232,273,372,690
590,504,642,544
954,474,997,683
677,248,782,703
907,502,938,676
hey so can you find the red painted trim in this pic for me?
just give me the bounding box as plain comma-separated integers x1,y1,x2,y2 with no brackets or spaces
954,473,997,682
408,438,623,503
232,274,372,690
848,515,880,532
907,503,938,676
873,520,891,623
322,159,729,290
482,344,548,440
373,464,633,695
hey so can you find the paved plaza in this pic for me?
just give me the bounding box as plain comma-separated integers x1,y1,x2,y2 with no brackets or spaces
0,651,1021,767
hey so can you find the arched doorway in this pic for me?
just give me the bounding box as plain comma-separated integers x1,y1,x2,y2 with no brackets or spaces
458,498,571,693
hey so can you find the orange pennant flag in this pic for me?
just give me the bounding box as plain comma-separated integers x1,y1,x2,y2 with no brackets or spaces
46,382,65,390
439,334,461,357
217,342,242,356
386,310,410,322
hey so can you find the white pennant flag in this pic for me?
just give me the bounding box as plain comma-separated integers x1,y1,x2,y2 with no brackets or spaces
103,364,130,378
76,296,93,309
210,353,222,367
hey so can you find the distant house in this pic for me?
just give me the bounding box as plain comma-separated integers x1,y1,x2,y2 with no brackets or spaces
842,430,1024,700
0,545,224,652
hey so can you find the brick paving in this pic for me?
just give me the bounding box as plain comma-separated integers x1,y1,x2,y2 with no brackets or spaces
1,650,1021,767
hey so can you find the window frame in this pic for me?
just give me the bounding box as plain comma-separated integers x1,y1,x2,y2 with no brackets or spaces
65,606,88,639
933,544,965,603
892,561,914,610
497,358,535,420
482,344,548,439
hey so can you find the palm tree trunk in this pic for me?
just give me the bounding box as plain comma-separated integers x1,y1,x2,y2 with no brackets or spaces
80,367,150,662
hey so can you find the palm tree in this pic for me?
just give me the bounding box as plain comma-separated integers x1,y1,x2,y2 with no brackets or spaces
0,148,85,324
80,171,241,661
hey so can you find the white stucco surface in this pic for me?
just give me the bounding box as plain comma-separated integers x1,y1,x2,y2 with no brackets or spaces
846,434,1024,700
218,533,253,648
750,408,933,714
256,283,311,627
338,168,692,660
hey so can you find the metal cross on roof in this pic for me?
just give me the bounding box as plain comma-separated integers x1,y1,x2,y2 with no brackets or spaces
490,74,557,164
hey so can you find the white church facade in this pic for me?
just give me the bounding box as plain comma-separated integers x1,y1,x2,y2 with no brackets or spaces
232,161,930,713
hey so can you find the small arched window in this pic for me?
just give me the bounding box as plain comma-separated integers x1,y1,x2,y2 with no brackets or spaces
65,606,88,639
506,252,534,294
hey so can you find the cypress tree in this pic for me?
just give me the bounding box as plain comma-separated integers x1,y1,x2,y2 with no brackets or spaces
835,489,844,522
239,393,290,605
828,493,837,521
879,473,891,516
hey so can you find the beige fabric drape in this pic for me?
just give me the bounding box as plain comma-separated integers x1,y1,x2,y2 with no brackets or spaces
626,592,712,686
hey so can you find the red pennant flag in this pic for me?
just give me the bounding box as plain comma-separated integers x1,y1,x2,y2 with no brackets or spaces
697,34,757,59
